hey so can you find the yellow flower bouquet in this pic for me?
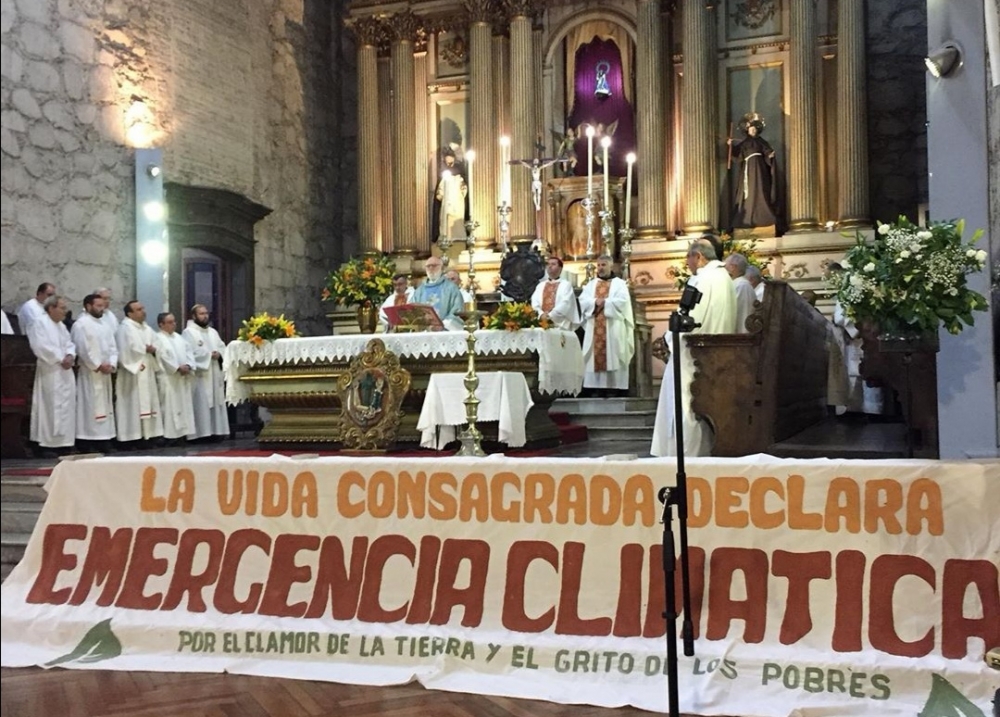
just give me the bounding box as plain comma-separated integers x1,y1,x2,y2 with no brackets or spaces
237,312,299,347
322,254,396,307
483,302,551,331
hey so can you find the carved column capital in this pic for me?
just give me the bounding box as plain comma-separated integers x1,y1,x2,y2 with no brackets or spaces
349,15,390,48
464,0,496,23
501,0,539,21
389,10,423,44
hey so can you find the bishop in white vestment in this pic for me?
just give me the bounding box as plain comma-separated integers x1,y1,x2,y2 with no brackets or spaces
71,294,118,444
531,256,581,331
651,240,737,457
184,304,230,439
155,312,196,440
27,296,77,450
115,301,164,442
579,256,635,390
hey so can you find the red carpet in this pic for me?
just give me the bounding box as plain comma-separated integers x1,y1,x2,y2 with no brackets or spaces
1,468,53,477
551,412,588,444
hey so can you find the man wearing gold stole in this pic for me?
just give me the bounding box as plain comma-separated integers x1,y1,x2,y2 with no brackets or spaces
530,256,580,332
579,255,634,391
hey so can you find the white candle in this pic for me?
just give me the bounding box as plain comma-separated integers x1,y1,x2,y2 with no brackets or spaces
625,152,636,229
466,149,475,221
586,125,595,198
601,136,611,210
499,136,510,205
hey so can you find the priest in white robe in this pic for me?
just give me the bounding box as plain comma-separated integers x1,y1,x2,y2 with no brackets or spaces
446,269,474,304
71,293,118,450
379,274,414,330
18,282,56,333
26,295,76,454
725,253,758,334
579,255,634,390
651,239,737,457
531,256,581,331
183,304,230,440
115,300,164,444
95,287,120,336
746,265,766,302
413,256,465,331
155,312,196,441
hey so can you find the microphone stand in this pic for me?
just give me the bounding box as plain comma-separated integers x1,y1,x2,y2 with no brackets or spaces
658,285,701,717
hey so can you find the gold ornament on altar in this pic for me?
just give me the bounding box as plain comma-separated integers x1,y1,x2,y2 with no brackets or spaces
337,339,411,452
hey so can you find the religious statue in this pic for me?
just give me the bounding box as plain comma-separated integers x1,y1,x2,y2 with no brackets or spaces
727,112,778,228
553,127,578,178
594,61,612,98
513,156,566,212
434,149,468,243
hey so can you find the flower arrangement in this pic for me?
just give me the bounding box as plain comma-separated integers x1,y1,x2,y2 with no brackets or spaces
483,302,551,331
827,216,988,336
237,312,299,346
322,254,396,307
668,233,770,288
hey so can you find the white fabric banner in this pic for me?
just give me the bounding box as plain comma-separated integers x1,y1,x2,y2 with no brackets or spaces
2,455,998,716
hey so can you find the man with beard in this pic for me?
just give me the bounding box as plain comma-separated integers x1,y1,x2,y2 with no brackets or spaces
530,256,580,331
94,287,120,336
579,255,634,392
115,300,164,447
71,293,118,452
183,304,229,440
155,312,196,444
27,295,77,457
413,256,464,330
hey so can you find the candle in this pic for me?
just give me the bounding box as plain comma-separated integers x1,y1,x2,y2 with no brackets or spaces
499,136,510,205
466,149,475,221
601,136,611,211
625,152,636,229
586,125,595,198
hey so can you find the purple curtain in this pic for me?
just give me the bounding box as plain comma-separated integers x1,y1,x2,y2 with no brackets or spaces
567,37,636,179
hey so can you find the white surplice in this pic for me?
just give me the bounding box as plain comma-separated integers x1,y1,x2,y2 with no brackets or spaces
70,313,117,440
115,318,163,441
530,278,581,332
100,310,120,337
27,315,76,448
183,321,230,438
579,276,634,389
651,260,737,457
732,275,758,334
17,299,45,333
155,330,196,439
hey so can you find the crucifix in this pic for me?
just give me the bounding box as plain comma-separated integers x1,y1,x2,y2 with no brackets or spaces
510,138,568,212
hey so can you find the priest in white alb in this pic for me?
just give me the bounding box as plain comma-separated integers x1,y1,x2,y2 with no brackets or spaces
18,282,56,333
155,312,196,442
379,274,414,330
531,256,581,331
115,300,164,444
184,304,230,440
579,255,634,391
725,253,758,334
26,295,76,455
71,293,118,451
651,239,737,457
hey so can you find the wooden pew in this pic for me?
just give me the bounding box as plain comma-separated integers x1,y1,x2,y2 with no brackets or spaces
686,281,829,456
1,335,36,458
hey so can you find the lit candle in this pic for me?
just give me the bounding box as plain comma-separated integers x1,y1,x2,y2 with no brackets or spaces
586,126,595,198
499,136,510,205
601,136,611,211
624,153,636,229
465,149,475,221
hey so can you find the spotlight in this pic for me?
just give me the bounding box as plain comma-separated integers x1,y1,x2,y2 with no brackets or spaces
143,200,165,221
140,239,167,266
146,164,161,178
925,42,962,78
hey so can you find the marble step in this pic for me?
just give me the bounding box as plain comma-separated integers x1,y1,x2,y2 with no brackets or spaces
551,397,659,414
1,502,42,535
0,475,49,504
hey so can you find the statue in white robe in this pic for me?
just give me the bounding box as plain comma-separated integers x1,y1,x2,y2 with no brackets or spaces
651,242,737,457
579,256,634,390
27,298,77,450
155,320,196,440
183,306,230,439
71,303,117,443
115,308,163,442
530,257,581,332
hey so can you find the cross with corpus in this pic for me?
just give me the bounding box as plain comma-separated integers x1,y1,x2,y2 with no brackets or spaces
510,138,568,212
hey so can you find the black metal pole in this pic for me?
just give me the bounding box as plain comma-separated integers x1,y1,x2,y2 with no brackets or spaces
660,485,680,716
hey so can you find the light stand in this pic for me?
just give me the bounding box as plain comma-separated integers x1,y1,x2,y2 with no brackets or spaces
658,283,701,717
619,226,635,284
599,207,615,258
464,219,480,295
582,194,597,283
497,201,511,254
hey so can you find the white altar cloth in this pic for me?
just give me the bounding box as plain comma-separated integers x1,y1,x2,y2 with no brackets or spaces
417,371,533,449
224,328,584,404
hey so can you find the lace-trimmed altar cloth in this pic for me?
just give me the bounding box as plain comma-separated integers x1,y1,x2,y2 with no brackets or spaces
224,328,584,404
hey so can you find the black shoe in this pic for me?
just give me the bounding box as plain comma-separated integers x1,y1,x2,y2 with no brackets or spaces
37,449,59,459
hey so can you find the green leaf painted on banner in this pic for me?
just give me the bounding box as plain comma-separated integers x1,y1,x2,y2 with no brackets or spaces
918,673,986,717
45,618,122,668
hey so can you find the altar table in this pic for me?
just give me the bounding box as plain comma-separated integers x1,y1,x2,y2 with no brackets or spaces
417,371,533,449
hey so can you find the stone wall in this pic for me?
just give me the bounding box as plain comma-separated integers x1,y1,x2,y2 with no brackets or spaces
0,0,356,335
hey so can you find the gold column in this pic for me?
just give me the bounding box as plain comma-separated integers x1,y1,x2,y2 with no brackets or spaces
788,0,819,232
505,1,536,242
636,0,666,240
467,1,496,246
352,18,384,253
681,0,717,234
837,0,870,228
377,54,394,251
390,11,421,254
414,40,430,254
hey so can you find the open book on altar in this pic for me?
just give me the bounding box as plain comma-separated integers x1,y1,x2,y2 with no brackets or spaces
383,303,445,332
